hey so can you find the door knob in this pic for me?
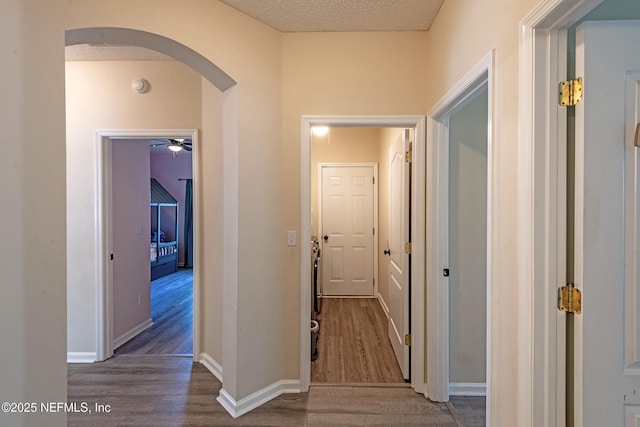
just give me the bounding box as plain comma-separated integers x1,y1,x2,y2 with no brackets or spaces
323,235,329,241
384,249,391,255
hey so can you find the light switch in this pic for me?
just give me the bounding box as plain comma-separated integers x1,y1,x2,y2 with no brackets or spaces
287,231,297,246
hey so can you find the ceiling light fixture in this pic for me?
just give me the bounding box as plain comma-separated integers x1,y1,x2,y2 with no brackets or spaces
311,126,329,137
168,143,183,152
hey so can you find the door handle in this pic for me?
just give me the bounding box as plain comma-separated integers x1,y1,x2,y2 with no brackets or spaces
384,249,390,255
323,235,329,241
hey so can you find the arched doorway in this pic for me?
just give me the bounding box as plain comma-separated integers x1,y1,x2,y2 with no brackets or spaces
64,28,238,367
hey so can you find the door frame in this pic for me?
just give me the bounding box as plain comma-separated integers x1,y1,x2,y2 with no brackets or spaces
426,51,494,405
300,115,426,394
94,128,200,361
518,0,603,425
317,162,379,297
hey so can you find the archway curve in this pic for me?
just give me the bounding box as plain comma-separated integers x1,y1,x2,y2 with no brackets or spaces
66,27,236,92
64,27,239,402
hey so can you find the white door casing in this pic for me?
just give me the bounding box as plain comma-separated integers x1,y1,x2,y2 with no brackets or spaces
388,130,411,379
518,1,605,425
320,164,376,296
300,115,425,396
427,51,494,405
94,129,200,362
574,20,640,426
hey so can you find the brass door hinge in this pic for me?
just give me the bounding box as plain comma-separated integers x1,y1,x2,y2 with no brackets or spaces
559,77,583,106
404,242,412,254
558,283,582,314
404,334,412,346
405,150,412,163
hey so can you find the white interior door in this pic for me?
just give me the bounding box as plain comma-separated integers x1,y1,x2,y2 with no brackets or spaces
574,20,640,426
321,165,375,296
388,130,410,379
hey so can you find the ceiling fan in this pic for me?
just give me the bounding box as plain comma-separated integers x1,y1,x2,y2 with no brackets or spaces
150,138,192,152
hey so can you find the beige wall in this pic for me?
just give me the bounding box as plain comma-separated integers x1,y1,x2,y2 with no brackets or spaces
425,0,538,422
65,60,203,354
200,79,225,366
2,0,566,424
1,2,69,425
61,0,284,401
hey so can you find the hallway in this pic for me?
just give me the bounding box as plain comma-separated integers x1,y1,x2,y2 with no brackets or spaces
311,298,404,383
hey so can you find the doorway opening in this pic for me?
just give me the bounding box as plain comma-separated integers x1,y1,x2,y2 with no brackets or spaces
426,51,493,424
447,89,489,399
311,129,405,384
90,130,199,361
65,28,238,378
300,116,426,394
110,136,195,357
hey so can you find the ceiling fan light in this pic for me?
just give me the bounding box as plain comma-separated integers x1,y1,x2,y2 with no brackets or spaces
168,144,183,152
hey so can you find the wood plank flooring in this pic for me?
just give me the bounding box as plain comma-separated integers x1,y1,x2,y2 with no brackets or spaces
115,269,193,356
68,355,484,426
311,298,405,384
76,283,487,425
448,397,487,427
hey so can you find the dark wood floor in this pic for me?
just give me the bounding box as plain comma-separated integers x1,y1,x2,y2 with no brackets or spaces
115,269,193,356
68,356,484,426
73,282,487,425
311,298,405,384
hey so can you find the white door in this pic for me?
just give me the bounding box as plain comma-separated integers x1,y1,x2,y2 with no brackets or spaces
387,130,410,379
574,20,640,425
321,165,375,296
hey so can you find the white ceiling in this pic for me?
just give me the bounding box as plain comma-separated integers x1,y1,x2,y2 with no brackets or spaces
221,0,445,32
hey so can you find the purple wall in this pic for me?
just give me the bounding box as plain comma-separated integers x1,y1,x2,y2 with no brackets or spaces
112,140,151,340
150,151,193,266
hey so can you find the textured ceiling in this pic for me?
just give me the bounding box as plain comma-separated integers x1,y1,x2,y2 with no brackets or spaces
65,44,173,61
65,1,444,61
221,0,445,32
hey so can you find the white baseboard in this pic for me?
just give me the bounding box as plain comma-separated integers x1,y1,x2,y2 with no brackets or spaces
199,352,223,382
377,294,390,318
449,382,487,396
67,352,97,363
217,379,301,418
113,318,153,349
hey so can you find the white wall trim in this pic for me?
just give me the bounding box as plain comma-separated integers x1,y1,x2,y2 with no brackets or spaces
113,318,153,350
217,380,301,419
317,162,378,297
199,352,223,382
67,352,98,364
94,129,200,362
426,51,494,410
449,382,487,397
518,1,602,425
300,115,425,395
377,294,390,319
